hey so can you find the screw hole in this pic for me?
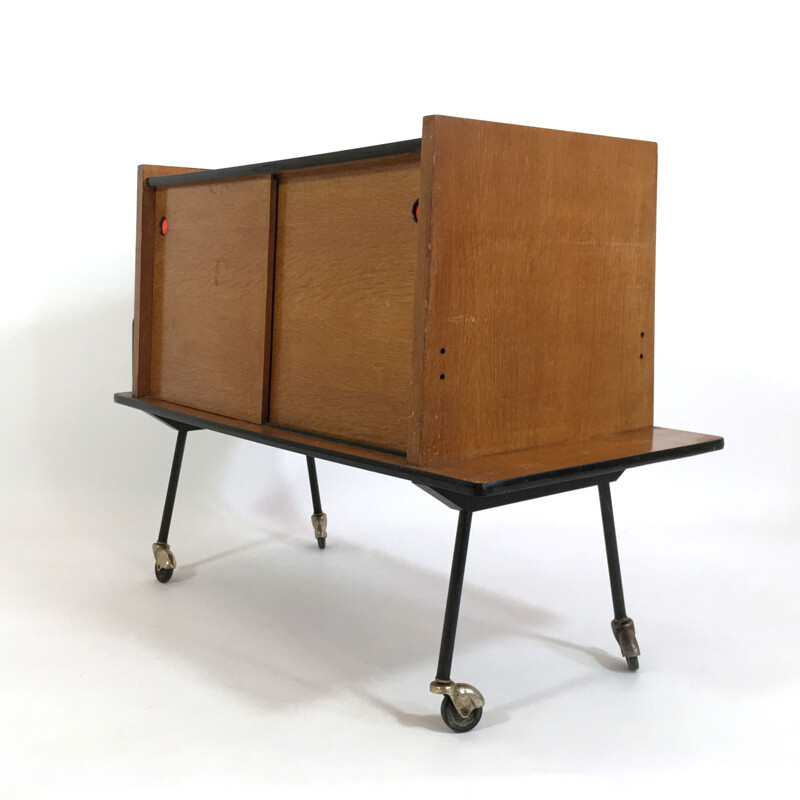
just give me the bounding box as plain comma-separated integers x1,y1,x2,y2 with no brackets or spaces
440,374,445,380
639,354,644,359
640,332,645,338
440,348,446,354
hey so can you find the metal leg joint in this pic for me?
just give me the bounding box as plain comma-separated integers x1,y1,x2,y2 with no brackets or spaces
611,616,640,658
152,541,177,571
430,679,485,718
311,512,328,541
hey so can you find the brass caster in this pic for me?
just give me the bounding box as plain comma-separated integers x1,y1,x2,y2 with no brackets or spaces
430,679,485,732
312,512,327,549
611,617,640,670
152,542,176,583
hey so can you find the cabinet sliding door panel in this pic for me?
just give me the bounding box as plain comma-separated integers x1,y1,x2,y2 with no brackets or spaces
150,176,275,424
269,156,419,452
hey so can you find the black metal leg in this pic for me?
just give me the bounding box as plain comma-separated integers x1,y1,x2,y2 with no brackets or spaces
152,429,187,583
158,429,187,545
598,482,641,670
436,510,472,681
306,456,327,549
430,510,484,732
306,456,323,515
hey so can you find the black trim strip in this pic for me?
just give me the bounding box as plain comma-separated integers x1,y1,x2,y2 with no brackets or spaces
146,139,423,187
416,472,625,512
114,393,724,498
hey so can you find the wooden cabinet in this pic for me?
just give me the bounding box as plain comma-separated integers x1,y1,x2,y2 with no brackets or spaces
119,116,722,733
133,115,657,468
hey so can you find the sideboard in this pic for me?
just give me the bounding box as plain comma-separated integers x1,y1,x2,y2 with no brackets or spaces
115,114,723,732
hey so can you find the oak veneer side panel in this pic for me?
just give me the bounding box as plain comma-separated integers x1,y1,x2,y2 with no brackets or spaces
150,175,274,424
133,164,202,396
269,156,419,451
413,116,657,466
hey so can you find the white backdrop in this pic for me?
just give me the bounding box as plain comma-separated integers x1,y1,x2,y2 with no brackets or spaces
2,2,798,797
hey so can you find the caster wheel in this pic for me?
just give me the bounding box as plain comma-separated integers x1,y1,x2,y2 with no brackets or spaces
626,656,639,671
155,564,174,583
317,538,326,549
440,696,483,733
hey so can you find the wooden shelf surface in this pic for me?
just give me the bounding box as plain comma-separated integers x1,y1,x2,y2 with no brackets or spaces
115,392,723,497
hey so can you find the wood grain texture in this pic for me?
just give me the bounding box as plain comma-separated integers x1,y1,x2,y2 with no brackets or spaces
430,426,716,484
116,394,722,490
133,164,201,396
269,155,419,451
150,176,275,423
409,116,658,465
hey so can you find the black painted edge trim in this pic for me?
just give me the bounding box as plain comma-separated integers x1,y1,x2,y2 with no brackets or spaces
417,471,625,512
115,393,724,498
146,139,423,187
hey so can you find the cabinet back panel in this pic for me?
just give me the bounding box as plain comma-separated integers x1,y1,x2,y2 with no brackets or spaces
150,176,275,424
410,116,657,465
269,156,419,451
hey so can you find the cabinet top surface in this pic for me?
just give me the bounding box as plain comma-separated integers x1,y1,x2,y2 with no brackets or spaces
146,138,423,188
143,114,656,189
